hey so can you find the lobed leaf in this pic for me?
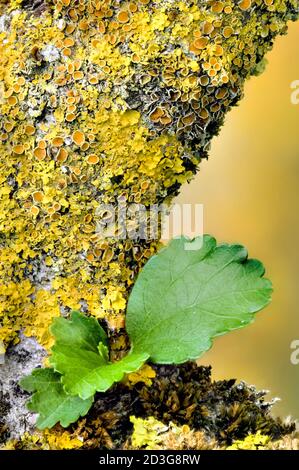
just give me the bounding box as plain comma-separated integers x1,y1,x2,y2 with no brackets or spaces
50,312,148,399
126,235,273,364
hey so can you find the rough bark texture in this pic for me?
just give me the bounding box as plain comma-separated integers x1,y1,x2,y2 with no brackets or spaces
3,363,298,449
0,0,298,446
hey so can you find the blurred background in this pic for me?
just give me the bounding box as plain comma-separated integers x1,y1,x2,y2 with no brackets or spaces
175,22,299,420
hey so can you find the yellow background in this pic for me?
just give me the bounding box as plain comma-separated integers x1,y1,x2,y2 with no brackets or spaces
176,22,299,419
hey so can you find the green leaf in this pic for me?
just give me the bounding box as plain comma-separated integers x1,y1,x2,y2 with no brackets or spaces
126,235,273,364
50,312,148,399
20,368,93,429
50,310,108,351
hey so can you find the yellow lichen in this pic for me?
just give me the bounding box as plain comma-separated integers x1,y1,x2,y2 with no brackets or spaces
1,429,83,450
42,429,83,450
125,364,156,386
129,416,219,450
227,431,270,450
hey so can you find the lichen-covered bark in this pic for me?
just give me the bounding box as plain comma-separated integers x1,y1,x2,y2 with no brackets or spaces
0,0,298,444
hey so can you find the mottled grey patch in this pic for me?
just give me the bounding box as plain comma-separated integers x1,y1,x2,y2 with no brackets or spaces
0,335,46,440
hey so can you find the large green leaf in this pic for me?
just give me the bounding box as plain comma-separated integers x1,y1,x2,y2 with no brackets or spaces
50,312,148,399
126,235,273,364
20,368,93,429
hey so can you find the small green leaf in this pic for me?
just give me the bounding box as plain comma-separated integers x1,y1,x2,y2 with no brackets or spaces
20,368,93,429
50,312,148,399
126,235,273,364
97,342,109,362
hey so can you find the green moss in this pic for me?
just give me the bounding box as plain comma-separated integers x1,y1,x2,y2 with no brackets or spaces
130,416,168,450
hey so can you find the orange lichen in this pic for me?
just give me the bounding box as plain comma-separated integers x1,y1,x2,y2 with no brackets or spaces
239,0,252,10
30,205,40,216
86,154,100,165
65,113,77,122
52,137,64,147
33,147,46,161
4,122,14,133
56,148,68,162
72,130,85,146
25,125,36,136
117,11,130,23
38,141,47,150
12,144,24,155
73,71,84,80
194,38,208,49
63,37,74,47
211,1,224,13
7,95,17,106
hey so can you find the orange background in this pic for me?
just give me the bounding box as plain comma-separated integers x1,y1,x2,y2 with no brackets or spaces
176,22,299,419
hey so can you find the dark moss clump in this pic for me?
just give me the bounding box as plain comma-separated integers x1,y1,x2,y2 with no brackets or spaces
132,363,295,443
75,363,295,449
